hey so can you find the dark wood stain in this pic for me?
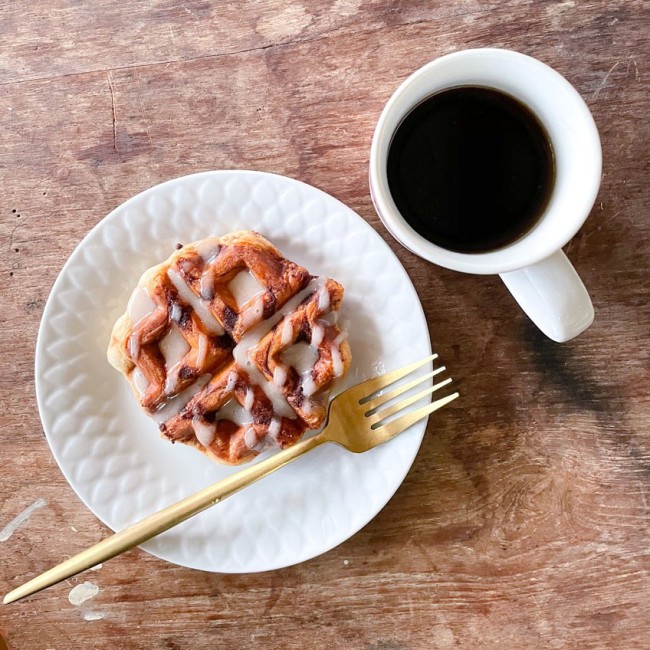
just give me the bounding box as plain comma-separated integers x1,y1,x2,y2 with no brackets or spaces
526,323,617,414
526,322,650,482
77,131,152,164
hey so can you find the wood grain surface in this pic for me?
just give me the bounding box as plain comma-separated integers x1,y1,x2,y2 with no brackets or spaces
1,1,649,648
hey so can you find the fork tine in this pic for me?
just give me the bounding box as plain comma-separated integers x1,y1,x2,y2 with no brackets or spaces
364,366,447,414
350,353,438,402
376,391,459,438
369,377,453,425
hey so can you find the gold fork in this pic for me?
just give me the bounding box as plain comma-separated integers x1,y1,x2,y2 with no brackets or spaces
4,354,457,604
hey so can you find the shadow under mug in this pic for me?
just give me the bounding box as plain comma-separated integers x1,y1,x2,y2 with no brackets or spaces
369,48,602,343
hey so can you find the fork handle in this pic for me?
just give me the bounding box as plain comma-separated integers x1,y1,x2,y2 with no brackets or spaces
4,433,326,604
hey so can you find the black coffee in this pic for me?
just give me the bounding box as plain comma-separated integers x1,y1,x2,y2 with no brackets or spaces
386,86,555,253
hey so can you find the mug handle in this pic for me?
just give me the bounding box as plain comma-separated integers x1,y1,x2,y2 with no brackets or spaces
499,250,594,342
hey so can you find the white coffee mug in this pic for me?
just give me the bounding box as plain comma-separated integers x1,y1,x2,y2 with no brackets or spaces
369,48,602,342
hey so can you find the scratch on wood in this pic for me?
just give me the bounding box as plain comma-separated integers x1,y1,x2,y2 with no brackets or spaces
627,56,640,82
0,24,357,91
593,61,620,99
263,582,284,616
7,223,20,251
134,70,153,150
107,72,118,152
0,498,47,541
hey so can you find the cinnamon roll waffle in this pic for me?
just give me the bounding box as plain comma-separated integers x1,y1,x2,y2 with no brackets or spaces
107,231,351,465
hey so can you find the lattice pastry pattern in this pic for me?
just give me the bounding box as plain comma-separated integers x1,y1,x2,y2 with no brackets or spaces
108,231,351,464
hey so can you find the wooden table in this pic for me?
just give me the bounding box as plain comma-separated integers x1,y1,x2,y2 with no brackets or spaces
1,2,648,648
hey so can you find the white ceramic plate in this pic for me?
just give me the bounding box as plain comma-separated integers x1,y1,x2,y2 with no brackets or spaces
35,171,432,572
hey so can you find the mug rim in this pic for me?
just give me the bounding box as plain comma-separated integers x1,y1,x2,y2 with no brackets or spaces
369,48,602,275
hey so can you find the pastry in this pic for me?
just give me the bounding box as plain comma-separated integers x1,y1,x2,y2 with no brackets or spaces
108,231,351,465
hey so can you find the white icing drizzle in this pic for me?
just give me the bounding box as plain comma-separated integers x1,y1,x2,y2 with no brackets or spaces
127,287,157,325
244,427,257,449
331,345,344,377
199,271,214,300
229,270,265,307
160,328,191,395
302,375,318,397
194,239,220,264
128,335,140,361
131,367,149,396
273,365,287,387
170,303,183,323
330,329,348,378
320,311,338,326
334,331,348,346
126,289,160,360
282,342,319,376
241,295,265,330
194,241,219,299
265,417,282,446
216,399,253,426
282,341,320,397
281,318,294,346
196,332,208,367
192,417,216,447
164,373,179,395
152,374,211,424
160,328,190,369
268,418,281,437
167,268,224,335
224,370,238,394
310,323,324,346
232,278,326,420
317,285,330,312
262,419,282,449
194,394,260,449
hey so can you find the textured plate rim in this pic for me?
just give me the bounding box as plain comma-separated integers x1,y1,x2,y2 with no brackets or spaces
34,170,432,572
